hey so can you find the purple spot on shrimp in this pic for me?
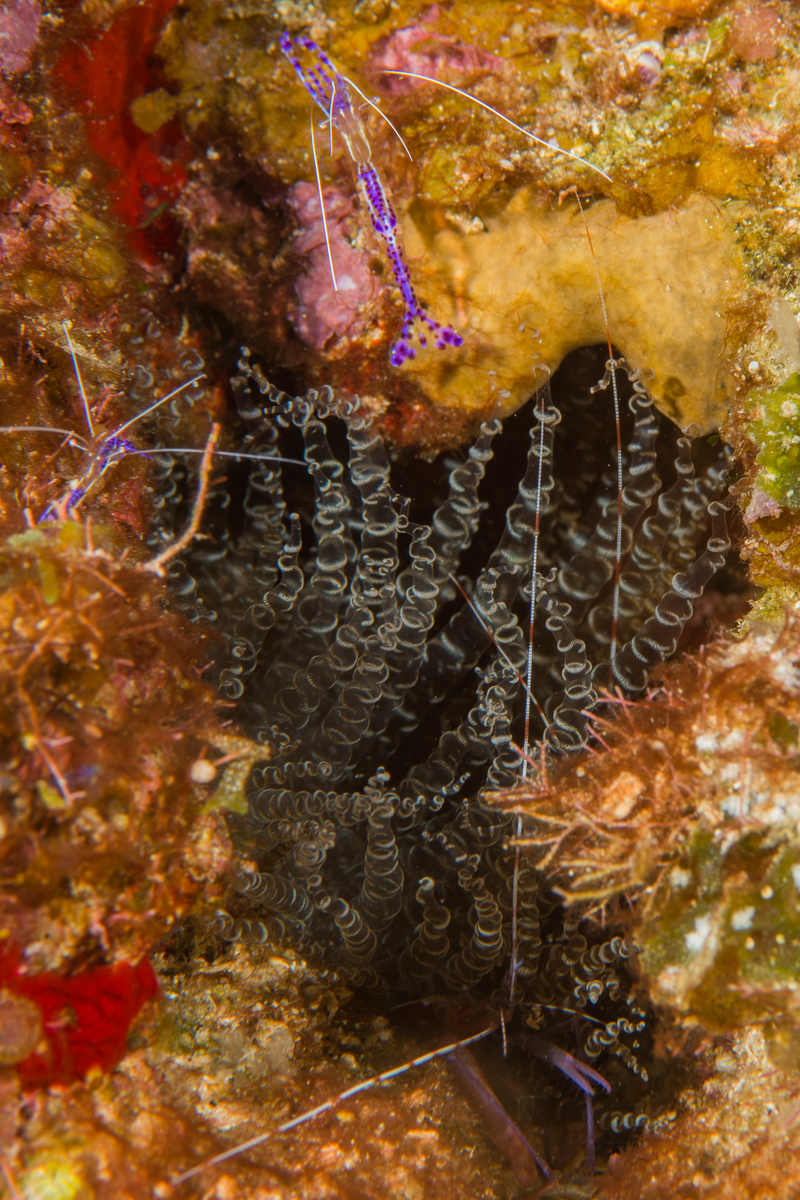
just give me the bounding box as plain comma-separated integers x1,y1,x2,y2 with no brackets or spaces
99,435,137,460
39,485,87,522
391,337,417,366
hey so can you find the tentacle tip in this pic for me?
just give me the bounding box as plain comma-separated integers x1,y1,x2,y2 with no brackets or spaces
437,328,463,350
391,340,416,366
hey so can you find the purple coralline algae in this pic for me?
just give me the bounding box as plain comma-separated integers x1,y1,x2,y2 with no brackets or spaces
367,4,509,95
0,0,41,78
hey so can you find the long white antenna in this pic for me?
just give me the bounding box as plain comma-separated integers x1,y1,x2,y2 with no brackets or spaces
507,382,550,1007
521,385,549,781
381,71,612,183
112,375,205,438
62,322,94,439
447,572,547,724
170,1025,495,1185
575,192,622,660
148,448,310,468
310,109,338,293
0,425,86,444
328,88,335,158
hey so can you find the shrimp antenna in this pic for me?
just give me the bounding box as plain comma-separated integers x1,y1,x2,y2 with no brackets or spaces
507,376,554,1006
575,191,622,659
62,322,94,439
344,75,414,161
328,87,335,157
520,382,551,781
310,108,338,293
0,426,88,445
112,375,206,438
447,571,548,727
169,1026,495,1186
148,447,311,470
381,72,612,183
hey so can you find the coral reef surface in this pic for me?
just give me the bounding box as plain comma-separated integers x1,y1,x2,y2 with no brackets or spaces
129,0,800,449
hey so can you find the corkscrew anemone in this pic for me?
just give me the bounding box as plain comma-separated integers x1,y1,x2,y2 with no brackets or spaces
162,346,730,1123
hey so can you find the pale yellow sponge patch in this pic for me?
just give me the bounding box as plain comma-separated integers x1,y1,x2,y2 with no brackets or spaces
399,191,746,434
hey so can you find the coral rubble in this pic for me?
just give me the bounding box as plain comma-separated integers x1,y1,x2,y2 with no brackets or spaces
600,1026,800,1200
501,618,800,1030
1,938,523,1200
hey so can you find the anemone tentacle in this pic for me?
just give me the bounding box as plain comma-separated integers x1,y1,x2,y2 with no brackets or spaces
167,351,729,1110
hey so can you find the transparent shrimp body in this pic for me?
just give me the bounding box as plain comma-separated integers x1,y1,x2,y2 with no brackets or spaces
280,34,463,367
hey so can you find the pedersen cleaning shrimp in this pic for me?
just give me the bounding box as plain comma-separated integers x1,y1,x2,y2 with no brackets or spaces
280,33,464,367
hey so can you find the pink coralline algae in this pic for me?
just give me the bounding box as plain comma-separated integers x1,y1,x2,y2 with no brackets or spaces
0,0,41,78
728,3,783,62
368,4,508,95
0,85,31,131
0,179,76,267
287,181,381,352
10,179,76,230
744,484,783,523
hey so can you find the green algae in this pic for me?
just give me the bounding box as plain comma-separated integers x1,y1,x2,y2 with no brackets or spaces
418,144,502,207
129,87,186,135
750,374,800,510
641,830,800,1029
769,712,799,751
0,145,26,200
